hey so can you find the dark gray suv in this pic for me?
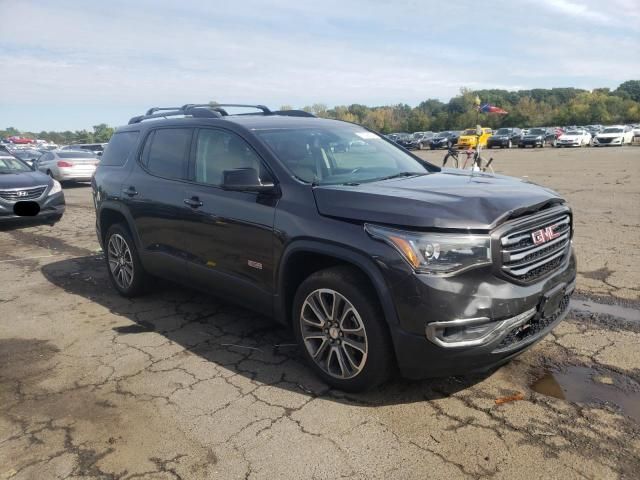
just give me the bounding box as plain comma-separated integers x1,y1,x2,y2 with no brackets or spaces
92,104,577,391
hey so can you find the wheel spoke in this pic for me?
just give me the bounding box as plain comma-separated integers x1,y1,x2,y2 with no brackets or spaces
342,337,366,354
317,291,333,320
333,347,348,377
312,338,330,360
340,343,360,370
305,296,326,324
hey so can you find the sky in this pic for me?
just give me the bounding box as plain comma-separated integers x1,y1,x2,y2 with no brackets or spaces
1,0,639,131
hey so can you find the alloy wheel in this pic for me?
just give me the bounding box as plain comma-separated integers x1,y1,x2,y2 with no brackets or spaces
300,288,368,379
107,233,135,290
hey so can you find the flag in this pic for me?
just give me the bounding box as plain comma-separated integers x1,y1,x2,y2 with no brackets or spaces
478,103,508,114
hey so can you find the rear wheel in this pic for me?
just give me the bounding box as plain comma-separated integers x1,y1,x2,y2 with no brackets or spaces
104,224,148,297
293,266,393,392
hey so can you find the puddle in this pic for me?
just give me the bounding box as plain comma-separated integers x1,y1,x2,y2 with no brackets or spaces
530,366,640,423
570,298,640,322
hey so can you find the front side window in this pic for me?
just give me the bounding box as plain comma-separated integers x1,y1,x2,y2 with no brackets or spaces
144,128,192,179
255,124,433,185
194,129,268,186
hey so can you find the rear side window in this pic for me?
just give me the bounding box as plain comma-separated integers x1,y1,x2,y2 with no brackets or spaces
143,128,192,179
101,132,139,166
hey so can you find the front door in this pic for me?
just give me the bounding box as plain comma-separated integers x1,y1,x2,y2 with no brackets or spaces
182,128,277,313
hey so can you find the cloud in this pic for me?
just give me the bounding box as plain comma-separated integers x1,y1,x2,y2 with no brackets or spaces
0,0,637,130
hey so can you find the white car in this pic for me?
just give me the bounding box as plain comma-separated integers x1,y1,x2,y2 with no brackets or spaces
593,125,634,146
556,129,592,147
35,150,99,182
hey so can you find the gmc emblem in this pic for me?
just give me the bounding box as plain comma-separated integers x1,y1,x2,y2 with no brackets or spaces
531,225,561,245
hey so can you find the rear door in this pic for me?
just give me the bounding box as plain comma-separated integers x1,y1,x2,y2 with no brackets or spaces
121,127,194,281
181,127,277,312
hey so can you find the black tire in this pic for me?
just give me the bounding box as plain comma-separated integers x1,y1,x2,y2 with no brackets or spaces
292,266,394,392
104,223,149,297
518,144,524,149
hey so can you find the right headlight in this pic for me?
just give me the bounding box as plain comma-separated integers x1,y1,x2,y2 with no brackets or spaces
48,179,62,196
365,224,491,275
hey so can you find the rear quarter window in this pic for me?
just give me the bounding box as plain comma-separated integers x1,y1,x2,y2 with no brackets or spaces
100,131,140,166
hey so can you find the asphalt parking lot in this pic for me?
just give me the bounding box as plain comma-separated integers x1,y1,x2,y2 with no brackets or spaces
1,146,639,479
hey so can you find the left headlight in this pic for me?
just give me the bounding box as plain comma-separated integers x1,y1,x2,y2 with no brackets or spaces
365,224,491,275
48,179,62,196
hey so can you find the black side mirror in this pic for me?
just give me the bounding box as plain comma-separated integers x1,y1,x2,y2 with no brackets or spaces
222,168,277,193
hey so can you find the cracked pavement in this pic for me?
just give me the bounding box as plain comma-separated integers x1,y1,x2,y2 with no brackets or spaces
1,147,639,479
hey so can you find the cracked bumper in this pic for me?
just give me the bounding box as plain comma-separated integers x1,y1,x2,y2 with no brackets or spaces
388,249,577,379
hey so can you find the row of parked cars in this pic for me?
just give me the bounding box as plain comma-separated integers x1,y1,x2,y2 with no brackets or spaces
0,143,106,182
387,124,640,150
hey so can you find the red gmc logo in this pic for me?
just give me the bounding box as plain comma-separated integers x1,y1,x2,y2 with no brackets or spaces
531,225,561,245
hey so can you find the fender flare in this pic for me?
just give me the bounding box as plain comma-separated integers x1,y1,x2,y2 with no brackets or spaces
97,201,143,251
275,239,400,329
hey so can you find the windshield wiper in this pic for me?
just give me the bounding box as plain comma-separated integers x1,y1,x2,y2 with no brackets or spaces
370,172,426,182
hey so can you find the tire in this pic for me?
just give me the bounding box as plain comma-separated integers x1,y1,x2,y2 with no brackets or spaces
292,266,394,392
104,223,149,297
518,144,524,149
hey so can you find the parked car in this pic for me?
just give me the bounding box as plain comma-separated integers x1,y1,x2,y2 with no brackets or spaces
394,133,414,149
592,125,634,146
0,150,65,226
486,128,522,149
92,103,576,391
556,129,592,147
35,150,100,183
456,127,492,149
8,148,44,167
61,143,108,156
519,128,556,148
408,131,435,150
429,131,460,150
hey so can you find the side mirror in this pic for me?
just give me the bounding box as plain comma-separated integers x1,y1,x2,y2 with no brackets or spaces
30,163,36,171
222,168,277,193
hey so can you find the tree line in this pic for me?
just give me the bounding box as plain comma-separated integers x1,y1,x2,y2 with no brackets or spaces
3,81,639,141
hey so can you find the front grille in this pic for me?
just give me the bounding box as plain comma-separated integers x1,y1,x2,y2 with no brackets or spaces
493,294,570,352
500,213,571,283
0,186,47,201
597,137,613,144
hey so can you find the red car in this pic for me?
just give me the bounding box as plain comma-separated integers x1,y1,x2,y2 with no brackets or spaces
7,136,35,144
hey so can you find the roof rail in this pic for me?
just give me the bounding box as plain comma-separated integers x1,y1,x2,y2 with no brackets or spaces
274,109,316,118
128,104,316,124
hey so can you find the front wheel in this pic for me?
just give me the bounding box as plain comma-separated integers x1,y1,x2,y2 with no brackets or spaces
104,224,149,297
293,267,393,392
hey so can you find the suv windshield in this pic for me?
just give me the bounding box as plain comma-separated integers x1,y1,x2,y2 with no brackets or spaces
0,156,31,173
529,128,546,134
495,128,511,135
256,125,430,185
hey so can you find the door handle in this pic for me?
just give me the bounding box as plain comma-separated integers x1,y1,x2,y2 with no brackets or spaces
184,197,203,208
123,186,138,197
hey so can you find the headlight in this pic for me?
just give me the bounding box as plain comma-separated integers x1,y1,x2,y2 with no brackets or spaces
48,179,62,196
365,224,491,274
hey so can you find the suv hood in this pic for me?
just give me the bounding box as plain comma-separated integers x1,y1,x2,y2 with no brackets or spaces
313,170,564,230
0,170,51,189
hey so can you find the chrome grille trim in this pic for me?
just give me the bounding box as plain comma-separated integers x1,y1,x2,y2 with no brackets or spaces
0,185,48,201
499,211,571,282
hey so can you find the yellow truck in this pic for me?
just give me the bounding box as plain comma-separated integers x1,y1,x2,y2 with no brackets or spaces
457,127,493,149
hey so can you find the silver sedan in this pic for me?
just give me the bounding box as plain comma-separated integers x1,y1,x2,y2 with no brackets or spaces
35,150,99,183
